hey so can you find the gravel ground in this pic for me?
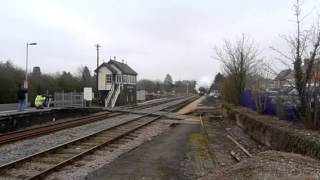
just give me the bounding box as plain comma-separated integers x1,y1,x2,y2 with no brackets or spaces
199,150,320,180
200,96,320,180
217,115,270,159
87,123,200,180
45,121,172,180
0,113,141,165
0,98,192,166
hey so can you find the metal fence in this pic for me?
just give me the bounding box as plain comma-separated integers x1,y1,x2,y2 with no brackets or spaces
54,92,84,108
240,90,301,122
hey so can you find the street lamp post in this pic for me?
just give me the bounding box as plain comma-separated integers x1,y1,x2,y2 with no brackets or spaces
25,42,37,107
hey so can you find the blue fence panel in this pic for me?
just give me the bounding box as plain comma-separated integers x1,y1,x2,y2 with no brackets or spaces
240,91,301,122
240,91,256,111
238,91,320,128
285,105,300,122
265,96,277,116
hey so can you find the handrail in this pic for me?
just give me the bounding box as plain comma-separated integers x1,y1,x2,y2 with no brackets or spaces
105,83,114,107
111,85,121,108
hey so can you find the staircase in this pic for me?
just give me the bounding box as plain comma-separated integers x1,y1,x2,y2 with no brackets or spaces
110,85,121,108
105,83,114,107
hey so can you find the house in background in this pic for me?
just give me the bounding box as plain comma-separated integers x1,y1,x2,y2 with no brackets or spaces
96,58,137,108
274,69,294,89
303,58,320,82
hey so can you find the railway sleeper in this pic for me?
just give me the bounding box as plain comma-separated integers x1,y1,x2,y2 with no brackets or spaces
112,140,128,145
52,153,74,159
132,131,142,135
122,136,135,140
110,129,133,133
100,146,116,152
92,133,117,138
33,156,66,164
99,132,123,137
115,127,141,133
126,134,139,138
3,167,40,179
68,145,92,151
89,140,110,144
19,162,52,171
91,136,115,141
0,175,17,180
78,142,101,147
81,155,98,161
106,144,119,149
126,123,147,128
58,148,84,154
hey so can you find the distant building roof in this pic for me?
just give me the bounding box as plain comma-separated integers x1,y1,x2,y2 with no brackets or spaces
95,62,117,74
108,60,137,75
95,60,138,75
274,69,293,81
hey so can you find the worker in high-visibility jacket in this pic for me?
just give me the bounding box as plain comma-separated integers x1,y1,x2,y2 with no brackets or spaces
34,95,46,109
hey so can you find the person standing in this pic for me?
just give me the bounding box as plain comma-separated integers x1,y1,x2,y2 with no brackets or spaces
17,84,28,112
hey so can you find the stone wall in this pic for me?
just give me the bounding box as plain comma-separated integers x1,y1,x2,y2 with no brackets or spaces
222,103,320,160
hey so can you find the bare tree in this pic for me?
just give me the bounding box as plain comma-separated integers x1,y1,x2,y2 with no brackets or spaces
215,34,261,105
272,0,320,129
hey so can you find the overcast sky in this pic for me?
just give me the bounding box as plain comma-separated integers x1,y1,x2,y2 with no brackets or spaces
0,0,319,87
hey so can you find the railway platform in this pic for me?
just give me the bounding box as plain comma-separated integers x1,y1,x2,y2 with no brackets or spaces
0,107,103,134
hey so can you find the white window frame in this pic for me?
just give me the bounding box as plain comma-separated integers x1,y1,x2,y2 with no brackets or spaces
129,75,132,84
123,75,127,83
106,74,112,83
133,76,137,83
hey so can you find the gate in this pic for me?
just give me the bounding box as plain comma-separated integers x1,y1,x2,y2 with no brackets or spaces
54,92,84,108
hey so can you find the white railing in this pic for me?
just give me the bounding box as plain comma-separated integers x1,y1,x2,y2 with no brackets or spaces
111,85,121,108
105,83,114,107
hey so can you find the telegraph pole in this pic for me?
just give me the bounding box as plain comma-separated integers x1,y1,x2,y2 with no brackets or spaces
95,44,101,98
95,44,101,69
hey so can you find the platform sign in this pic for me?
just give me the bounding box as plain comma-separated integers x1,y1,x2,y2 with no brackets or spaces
83,87,93,101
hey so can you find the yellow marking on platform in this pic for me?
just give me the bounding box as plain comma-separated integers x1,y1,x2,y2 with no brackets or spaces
176,96,206,115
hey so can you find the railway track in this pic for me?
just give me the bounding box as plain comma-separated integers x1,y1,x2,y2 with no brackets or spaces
0,115,160,180
0,111,123,145
0,96,189,145
119,96,184,110
162,96,198,112
0,96,197,179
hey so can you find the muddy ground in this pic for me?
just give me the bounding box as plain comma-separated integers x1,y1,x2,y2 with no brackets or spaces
87,124,202,180
200,96,320,180
87,96,320,180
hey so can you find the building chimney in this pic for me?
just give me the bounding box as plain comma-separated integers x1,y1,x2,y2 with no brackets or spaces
32,66,41,76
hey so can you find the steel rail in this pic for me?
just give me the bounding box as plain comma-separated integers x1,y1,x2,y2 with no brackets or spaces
0,112,123,145
119,96,184,110
0,114,159,179
0,96,188,145
162,96,198,112
0,96,197,179
28,115,161,180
